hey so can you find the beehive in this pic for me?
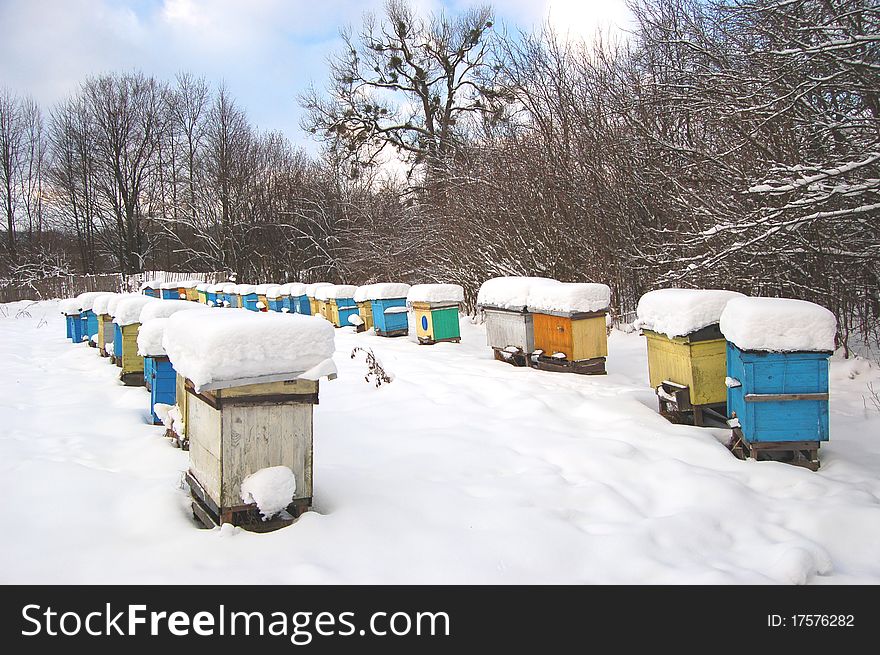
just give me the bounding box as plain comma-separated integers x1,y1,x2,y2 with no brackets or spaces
408,284,465,345
162,310,337,529
316,285,358,327
477,277,563,365
528,282,611,374
114,295,158,385
720,297,835,469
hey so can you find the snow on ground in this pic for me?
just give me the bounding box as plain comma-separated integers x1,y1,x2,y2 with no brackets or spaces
1,299,879,584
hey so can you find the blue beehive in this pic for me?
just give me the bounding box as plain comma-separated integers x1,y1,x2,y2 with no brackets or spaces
726,344,829,443
160,283,179,300
144,354,154,390
720,297,835,470
266,284,285,312
82,310,99,343
237,284,259,311
114,322,123,364
373,299,409,335
148,356,177,424
290,283,310,314
60,298,85,343
206,284,220,307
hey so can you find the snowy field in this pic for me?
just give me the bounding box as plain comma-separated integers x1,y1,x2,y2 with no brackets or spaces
1,299,879,584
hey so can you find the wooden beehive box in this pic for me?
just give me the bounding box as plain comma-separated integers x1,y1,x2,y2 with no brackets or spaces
356,301,374,330
160,284,179,300
373,300,408,336
413,303,460,344
482,306,534,363
637,289,745,423
643,326,728,418
407,284,464,345
185,375,319,528
532,310,607,369
727,343,830,444
526,282,611,374
98,313,113,356
720,296,835,470
146,356,176,424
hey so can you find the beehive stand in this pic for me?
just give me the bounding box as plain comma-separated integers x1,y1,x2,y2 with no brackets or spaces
727,429,821,471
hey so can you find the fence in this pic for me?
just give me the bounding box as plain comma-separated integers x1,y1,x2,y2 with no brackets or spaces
0,271,226,304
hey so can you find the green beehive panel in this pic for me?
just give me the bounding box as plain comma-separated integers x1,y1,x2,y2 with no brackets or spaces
431,307,460,341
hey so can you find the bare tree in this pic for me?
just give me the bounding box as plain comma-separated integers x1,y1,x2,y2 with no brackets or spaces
301,0,507,177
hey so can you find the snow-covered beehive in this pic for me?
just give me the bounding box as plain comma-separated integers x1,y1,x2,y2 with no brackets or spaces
407,284,464,345
138,299,208,392
159,281,181,300
267,283,292,312
636,288,744,425
163,310,337,529
315,284,358,327
355,283,412,336
720,297,835,469
74,291,106,347
105,293,139,365
60,297,85,343
305,282,332,316
113,295,160,385
140,279,160,298
477,277,561,365
288,283,309,315
528,282,611,374
92,292,120,356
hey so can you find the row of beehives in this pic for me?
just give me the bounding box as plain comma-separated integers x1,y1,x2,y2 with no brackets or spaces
139,280,466,344
475,278,837,470
59,290,339,530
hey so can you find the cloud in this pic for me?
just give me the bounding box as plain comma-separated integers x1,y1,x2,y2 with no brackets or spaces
0,0,629,149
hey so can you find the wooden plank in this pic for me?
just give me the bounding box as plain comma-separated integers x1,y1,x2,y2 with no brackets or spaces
533,313,573,359
745,392,829,402
571,314,607,361
199,372,315,392
220,403,313,508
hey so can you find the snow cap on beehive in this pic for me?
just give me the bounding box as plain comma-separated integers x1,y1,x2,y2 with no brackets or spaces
305,282,332,297
106,293,139,318
477,276,560,312
526,282,610,314
139,298,207,323
114,296,159,326
59,298,83,315
287,283,307,297
137,317,172,357
159,281,180,290
163,309,337,391
85,292,117,314
720,297,837,353
140,279,160,291
636,289,745,338
354,283,411,302
73,291,107,312
315,284,356,301
407,284,465,304
196,282,209,292
92,293,120,315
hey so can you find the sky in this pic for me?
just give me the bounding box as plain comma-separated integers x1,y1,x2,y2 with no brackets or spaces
0,0,631,151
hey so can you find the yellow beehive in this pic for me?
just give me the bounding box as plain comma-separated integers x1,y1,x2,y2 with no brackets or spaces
356,301,373,330
643,328,728,406
120,323,145,385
